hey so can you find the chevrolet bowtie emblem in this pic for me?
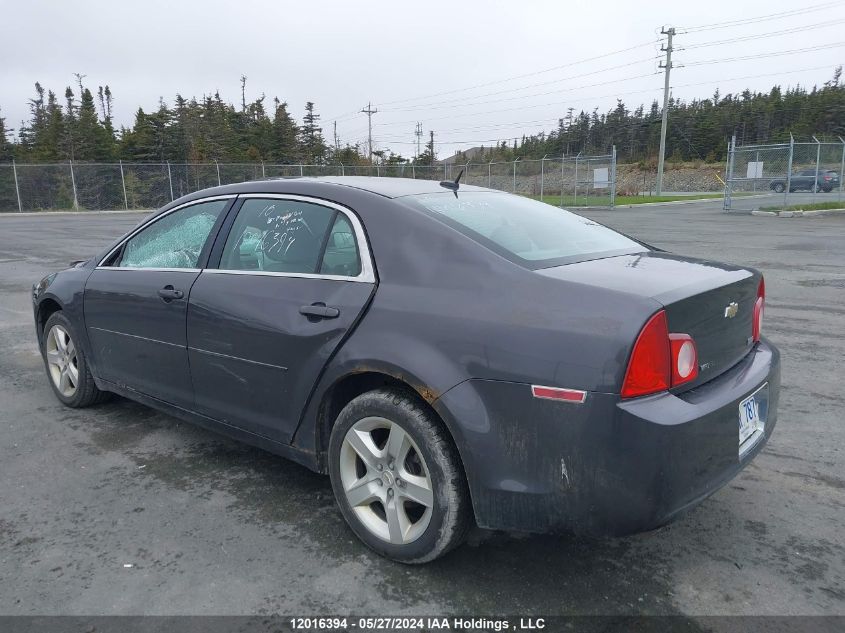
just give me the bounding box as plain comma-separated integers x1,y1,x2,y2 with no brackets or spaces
724,302,739,318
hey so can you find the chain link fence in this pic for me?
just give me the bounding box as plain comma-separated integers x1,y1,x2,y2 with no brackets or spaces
0,150,616,212
724,136,845,212
445,151,616,207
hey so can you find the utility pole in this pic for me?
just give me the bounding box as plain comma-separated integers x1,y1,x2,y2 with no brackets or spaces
333,120,339,152
656,26,674,196
415,122,423,161
361,102,378,164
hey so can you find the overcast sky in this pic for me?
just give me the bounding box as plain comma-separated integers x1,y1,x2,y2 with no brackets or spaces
2,0,844,159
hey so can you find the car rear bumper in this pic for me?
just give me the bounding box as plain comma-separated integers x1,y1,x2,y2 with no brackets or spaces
434,338,780,535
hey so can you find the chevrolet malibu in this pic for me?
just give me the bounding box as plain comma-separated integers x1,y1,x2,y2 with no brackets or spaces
32,177,780,563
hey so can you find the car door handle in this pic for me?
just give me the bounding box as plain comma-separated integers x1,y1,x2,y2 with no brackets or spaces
157,286,184,302
299,303,340,319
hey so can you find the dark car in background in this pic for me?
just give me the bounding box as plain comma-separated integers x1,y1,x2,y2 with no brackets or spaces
769,169,840,193
32,177,780,563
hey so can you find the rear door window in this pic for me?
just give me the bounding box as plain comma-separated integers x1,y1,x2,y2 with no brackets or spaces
219,198,362,277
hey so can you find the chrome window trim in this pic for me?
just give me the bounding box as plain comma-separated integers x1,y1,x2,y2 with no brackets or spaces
96,195,237,269
214,193,376,284
93,267,202,274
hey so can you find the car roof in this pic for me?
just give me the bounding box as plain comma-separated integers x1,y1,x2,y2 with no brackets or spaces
196,176,491,200
288,176,489,198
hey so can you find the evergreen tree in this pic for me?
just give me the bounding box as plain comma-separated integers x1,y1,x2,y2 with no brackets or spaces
271,98,299,163
4,71,844,166
0,108,12,162
74,87,115,160
298,102,326,164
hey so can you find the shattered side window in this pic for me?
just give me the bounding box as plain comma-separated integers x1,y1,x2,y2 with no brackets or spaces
118,200,228,269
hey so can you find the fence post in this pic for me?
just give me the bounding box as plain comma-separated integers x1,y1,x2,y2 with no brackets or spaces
610,146,617,208
69,160,79,211
465,162,470,185
725,136,737,212
561,154,566,208
261,161,266,179
166,161,174,201
12,160,22,212
412,164,415,179
812,136,821,205
573,155,579,207
119,160,128,210
214,159,221,186
488,161,492,188
839,137,845,203
785,134,794,209
513,157,519,193
376,164,380,177
540,155,546,202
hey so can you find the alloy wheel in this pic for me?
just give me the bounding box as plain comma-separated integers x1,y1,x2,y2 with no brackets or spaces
339,416,434,545
45,325,79,397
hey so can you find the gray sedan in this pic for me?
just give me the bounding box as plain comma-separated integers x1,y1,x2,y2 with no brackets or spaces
32,177,780,563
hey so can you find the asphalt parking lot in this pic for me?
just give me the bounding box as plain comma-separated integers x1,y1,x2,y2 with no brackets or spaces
1,198,843,618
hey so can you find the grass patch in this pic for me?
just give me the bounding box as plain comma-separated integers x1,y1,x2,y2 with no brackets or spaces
759,200,845,212
525,193,726,207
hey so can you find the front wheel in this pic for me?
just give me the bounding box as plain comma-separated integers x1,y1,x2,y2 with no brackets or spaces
772,183,785,193
328,388,472,563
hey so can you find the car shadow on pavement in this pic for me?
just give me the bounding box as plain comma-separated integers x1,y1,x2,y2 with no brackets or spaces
79,396,691,617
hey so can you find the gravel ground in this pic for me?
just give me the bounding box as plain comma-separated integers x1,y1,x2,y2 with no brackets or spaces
0,197,843,620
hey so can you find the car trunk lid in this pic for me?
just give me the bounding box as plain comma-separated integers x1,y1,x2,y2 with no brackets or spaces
537,252,760,390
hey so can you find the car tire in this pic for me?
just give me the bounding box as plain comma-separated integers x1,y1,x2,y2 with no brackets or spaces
328,387,472,563
773,183,785,193
41,311,110,408
822,186,832,193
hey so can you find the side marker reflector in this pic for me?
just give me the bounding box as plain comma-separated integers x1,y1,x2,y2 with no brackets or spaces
531,385,587,404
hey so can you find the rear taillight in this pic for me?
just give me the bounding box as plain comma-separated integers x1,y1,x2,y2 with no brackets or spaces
752,277,765,343
621,310,699,398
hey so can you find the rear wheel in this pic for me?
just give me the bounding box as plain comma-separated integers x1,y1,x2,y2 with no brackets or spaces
328,388,471,563
41,312,109,408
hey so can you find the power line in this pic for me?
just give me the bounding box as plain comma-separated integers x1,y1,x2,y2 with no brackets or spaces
371,46,839,130
384,70,659,114
367,63,833,138
363,60,837,140
684,41,845,66
678,1,843,33
383,59,659,112
681,17,845,49
377,39,659,107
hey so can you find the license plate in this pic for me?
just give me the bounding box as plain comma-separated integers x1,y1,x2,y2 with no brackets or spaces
739,392,763,447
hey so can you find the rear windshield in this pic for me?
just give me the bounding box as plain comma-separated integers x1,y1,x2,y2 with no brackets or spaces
406,192,646,269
